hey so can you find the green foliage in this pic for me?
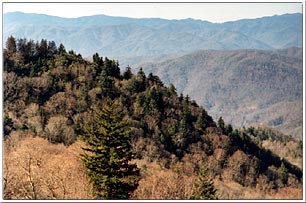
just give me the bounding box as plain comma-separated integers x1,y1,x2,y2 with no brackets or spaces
168,84,177,95
100,57,121,79
5,35,17,56
217,117,225,132
143,86,164,114
228,128,303,182
279,162,289,185
93,52,103,67
4,37,303,196
123,66,133,80
196,108,214,133
191,166,218,200
135,68,147,92
58,43,66,55
99,70,115,98
296,140,302,150
147,73,163,86
4,115,15,136
81,98,140,199
225,124,233,134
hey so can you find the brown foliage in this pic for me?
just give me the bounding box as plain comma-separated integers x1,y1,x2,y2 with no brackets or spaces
225,150,260,187
262,140,303,169
45,115,75,145
3,134,93,199
44,92,77,116
132,167,194,199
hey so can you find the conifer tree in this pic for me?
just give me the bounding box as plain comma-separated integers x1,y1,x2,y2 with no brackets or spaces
192,166,218,200
279,162,288,185
123,66,133,80
58,43,66,55
81,98,140,199
218,116,225,133
5,35,17,56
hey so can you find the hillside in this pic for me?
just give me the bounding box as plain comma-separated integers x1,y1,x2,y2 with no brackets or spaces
3,12,302,64
139,48,303,138
3,37,303,200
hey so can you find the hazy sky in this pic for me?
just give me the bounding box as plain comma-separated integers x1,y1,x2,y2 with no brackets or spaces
2,1,303,23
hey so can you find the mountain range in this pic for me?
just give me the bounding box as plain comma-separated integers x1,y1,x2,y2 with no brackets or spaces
3,12,302,62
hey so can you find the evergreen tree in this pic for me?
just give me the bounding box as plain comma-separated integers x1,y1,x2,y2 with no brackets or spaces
123,66,133,80
147,73,163,86
169,83,177,95
99,70,115,98
178,93,184,102
192,166,218,200
137,67,146,80
196,114,205,132
17,38,27,54
279,161,288,185
218,116,225,133
38,39,48,58
93,53,103,67
4,115,15,137
47,40,57,56
58,43,66,55
127,67,146,93
81,98,140,199
5,35,17,56
26,39,36,62
225,124,233,134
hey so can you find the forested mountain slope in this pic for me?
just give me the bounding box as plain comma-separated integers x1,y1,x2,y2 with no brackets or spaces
3,37,303,200
4,12,302,139
139,48,303,138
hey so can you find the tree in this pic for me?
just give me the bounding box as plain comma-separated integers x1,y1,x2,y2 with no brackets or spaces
147,73,163,86
99,70,115,98
3,136,94,199
93,53,103,67
37,39,48,58
45,115,75,145
279,162,288,185
102,57,120,79
218,116,225,133
135,68,147,92
47,40,57,56
17,38,27,54
4,115,15,137
26,39,36,62
197,108,215,132
123,66,133,80
191,166,218,200
225,124,233,134
196,114,205,133
58,43,66,55
169,84,177,95
81,98,140,199
5,35,17,56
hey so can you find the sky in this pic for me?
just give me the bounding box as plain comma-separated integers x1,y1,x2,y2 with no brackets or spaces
2,1,303,23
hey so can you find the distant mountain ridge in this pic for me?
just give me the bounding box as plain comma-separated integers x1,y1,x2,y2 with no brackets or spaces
3,12,302,60
139,47,303,138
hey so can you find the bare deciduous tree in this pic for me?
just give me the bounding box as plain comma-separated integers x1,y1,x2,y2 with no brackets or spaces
3,135,93,199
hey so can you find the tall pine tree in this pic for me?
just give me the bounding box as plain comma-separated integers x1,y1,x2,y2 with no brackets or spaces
81,98,140,199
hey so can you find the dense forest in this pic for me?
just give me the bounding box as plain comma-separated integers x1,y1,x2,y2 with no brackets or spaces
140,48,303,138
3,36,303,200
